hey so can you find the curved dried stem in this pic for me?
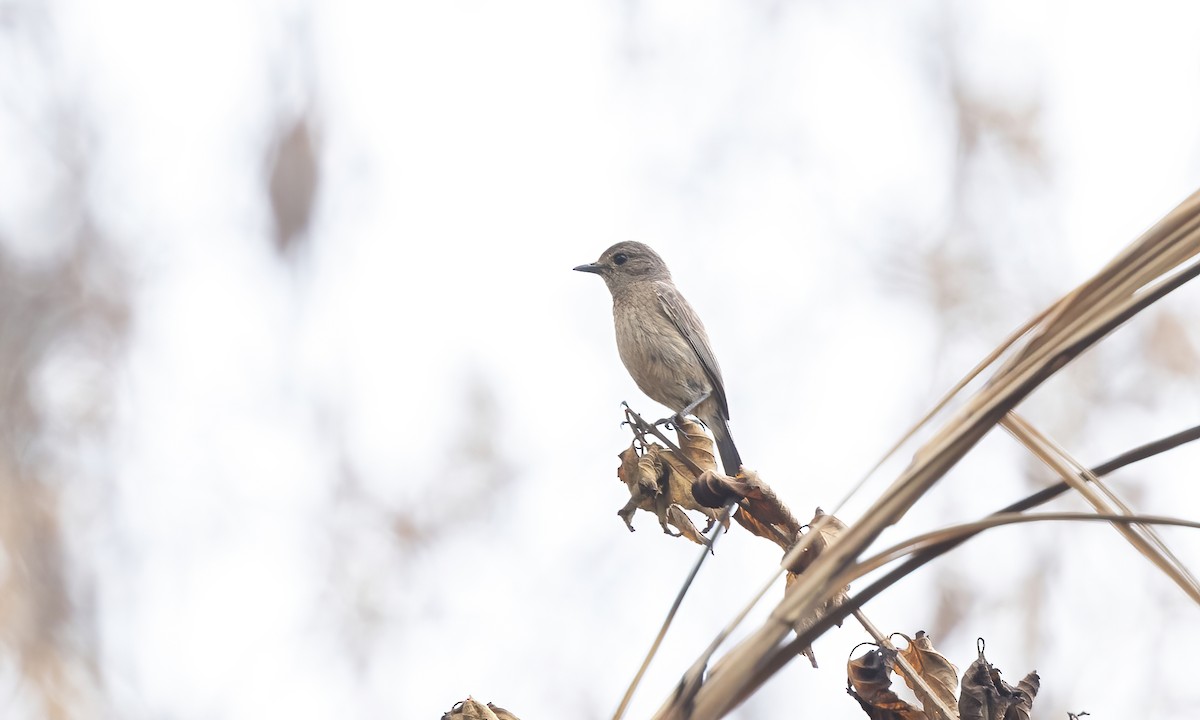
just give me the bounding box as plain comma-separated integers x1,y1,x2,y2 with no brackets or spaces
723,423,1200,713
652,189,1200,720
1001,412,1200,601
852,511,1200,581
611,500,737,720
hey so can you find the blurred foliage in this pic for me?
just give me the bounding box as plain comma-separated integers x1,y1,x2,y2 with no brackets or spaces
265,113,320,258
0,119,126,720
0,3,128,717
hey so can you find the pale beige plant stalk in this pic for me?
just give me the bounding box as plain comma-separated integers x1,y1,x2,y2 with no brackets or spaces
652,189,1200,720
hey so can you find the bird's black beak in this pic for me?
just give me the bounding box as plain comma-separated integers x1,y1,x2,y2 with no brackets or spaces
573,262,604,274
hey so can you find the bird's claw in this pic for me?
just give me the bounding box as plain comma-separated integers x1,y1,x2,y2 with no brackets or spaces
653,413,688,430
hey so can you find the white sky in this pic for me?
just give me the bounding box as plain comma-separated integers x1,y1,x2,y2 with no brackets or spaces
3,1,1200,718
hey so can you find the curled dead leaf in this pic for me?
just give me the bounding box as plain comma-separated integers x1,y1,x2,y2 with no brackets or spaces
664,504,708,545
616,445,659,532
895,631,959,720
788,508,848,574
611,419,724,545
673,418,719,475
692,470,739,508
694,467,804,554
731,499,784,546
1016,671,1040,711
786,510,851,666
958,639,1038,720
846,646,925,720
486,703,522,720
442,697,510,720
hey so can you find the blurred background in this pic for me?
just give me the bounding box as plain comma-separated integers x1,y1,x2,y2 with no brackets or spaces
1,1,1199,718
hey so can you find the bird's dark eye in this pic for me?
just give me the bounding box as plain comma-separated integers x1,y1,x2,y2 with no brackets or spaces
613,253,628,266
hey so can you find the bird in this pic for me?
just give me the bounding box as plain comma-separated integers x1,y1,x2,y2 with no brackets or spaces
574,241,742,476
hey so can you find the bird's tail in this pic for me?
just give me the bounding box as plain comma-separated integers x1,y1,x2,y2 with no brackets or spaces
711,417,742,477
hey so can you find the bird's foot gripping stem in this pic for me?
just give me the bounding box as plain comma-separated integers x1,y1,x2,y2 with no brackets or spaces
659,390,712,429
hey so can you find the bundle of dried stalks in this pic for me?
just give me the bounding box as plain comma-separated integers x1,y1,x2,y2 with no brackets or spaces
650,189,1200,720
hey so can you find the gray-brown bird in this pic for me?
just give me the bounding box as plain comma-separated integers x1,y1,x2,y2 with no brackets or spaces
575,241,742,476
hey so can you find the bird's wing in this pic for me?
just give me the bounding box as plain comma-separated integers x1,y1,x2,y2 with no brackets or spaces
655,284,731,420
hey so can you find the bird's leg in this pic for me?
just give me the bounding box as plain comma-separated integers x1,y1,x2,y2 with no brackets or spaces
655,390,711,428
676,390,710,421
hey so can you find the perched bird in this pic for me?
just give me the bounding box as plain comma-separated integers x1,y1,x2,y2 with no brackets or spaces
574,241,742,476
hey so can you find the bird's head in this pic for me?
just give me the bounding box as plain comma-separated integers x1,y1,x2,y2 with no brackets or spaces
573,241,671,292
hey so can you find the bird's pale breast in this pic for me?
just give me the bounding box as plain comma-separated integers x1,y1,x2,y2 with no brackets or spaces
612,292,711,413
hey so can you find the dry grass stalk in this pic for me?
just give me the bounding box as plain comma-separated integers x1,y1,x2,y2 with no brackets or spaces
1000,411,1200,601
651,189,1200,719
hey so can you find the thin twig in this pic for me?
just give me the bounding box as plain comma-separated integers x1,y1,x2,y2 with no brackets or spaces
852,511,1200,581
611,500,737,720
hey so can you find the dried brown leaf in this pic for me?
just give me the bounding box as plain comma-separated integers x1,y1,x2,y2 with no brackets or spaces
733,504,784,546
718,469,804,550
486,703,522,720
613,440,721,544
714,472,791,546
1015,671,1040,703
674,418,719,475
958,641,1037,720
895,632,959,720
846,647,926,720
617,497,641,532
664,504,707,545
616,445,659,531
659,454,718,518
442,697,502,720
1007,671,1039,720
739,471,800,530
788,509,849,574
959,657,1001,720
785,510,851,665
618,445,658,500
638,452,667,497
693,467,799,539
